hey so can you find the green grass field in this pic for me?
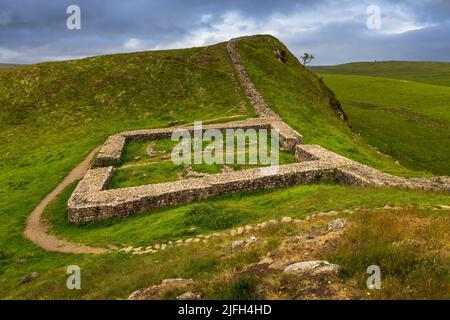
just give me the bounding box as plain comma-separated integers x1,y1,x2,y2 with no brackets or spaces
0,36,448,299
310,74,450,175
109,134,296,188
310,61,450,87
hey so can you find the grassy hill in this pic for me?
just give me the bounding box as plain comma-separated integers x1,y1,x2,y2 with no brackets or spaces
234,37,418,176
308,72,450,175
0,36,447,299
309,61,450,87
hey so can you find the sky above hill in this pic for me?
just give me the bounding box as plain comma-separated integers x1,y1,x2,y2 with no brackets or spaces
1,0,449,65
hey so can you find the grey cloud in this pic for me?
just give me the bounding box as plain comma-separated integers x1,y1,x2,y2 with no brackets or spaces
0,0,449,65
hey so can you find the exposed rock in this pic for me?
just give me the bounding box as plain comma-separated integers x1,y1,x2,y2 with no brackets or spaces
272,46,287,63
187,227,198,233
146,142,154,157
435,205,450,210
161,278,193,287
327,218,346,231
232,236,258,250
16,258,28,265
257,257,274,265
17,272,39,286
281,216,292,223
129,278,194,300
283,260,341,276
232,240,245,250
176,291,202,300
260,222,269,228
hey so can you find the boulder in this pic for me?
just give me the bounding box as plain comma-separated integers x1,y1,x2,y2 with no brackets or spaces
281,216,292,223
176,291,202,300
128,278,194,300
283,260,341,276
327,218,346,231
232,236,258,250
16,272,39,286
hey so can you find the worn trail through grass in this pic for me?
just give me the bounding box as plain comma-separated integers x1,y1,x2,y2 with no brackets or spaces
24,146,107,254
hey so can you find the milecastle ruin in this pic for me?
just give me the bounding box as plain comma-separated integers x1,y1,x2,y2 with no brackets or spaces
67,36,450,223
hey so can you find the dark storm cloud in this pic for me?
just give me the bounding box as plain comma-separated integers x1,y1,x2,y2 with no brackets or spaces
0,0,449,64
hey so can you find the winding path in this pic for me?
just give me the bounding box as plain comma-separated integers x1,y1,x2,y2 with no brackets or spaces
23,36,450,255
24,146,107,254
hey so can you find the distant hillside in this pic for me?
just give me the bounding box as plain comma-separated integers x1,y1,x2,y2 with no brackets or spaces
309,61,450,87
317,73,450,175
0,63,20,70
235,36,414,176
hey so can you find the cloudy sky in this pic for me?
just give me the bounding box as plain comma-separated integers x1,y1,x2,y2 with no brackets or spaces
1,0,449,65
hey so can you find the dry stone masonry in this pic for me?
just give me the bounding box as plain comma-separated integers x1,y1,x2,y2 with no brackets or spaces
67,36,450,223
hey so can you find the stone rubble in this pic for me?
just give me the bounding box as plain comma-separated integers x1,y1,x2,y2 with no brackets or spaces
113,204,450,256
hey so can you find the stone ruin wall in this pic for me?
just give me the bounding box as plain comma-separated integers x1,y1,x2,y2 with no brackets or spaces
67,36,450,223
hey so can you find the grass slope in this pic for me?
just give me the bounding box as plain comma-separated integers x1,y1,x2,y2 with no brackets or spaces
235,36,423,176
309,61,450,87
315,74,450,175
0,35,446,299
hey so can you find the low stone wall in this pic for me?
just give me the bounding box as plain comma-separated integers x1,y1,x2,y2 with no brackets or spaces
68,159,336,222
227,37,281,120
68,144,450,222
95,118,302,166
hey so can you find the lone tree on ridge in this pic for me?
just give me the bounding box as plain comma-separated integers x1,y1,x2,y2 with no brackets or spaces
300,53,315,65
